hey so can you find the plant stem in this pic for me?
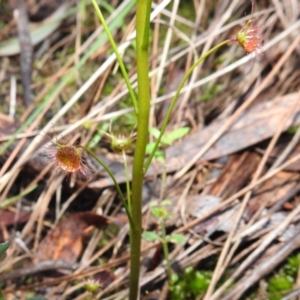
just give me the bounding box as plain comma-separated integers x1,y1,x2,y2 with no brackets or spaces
80,146,134,228
144,39,231,171
160,218,172,282
129,0,151,299
122,150,132,213
91,0,138,113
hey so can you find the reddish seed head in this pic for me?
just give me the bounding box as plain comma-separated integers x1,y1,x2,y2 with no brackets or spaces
236,20,263,54
233,0,264,55
43,138,89,180
55,145,82,173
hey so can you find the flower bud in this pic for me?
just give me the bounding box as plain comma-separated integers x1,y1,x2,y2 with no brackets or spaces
84,279,102,294
111,134,133,153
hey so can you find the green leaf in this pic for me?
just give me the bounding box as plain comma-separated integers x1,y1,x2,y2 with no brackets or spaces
149,127,169,145
0,241,9,256
161,199,172,206
155,151,165,162
163,127,190,145
168,234,185,244
146,143,165,160
26,297,48,300
0,184,38,208
149,127,161,139
145,142,155,154
151,206,172,219
142,231,161,242
149,200,159,207
151,207,163,218
170,273,179,285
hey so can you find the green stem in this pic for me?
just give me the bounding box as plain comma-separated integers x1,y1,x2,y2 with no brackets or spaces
129,0,151,299
91,0,138,113
122,150,132,214
160,218,172,283
144,39,231,171
80,146,134,228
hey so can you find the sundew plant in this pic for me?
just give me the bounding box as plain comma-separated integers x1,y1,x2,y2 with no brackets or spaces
0,0,268,299
41,0,264,299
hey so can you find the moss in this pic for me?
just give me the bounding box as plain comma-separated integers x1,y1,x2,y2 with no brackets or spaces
170,267,212,299
268,274,294,300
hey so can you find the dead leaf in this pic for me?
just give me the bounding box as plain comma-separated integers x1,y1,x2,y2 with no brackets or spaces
0,209,31,227
0,209,31,242
165,93,300,173
209,152,261,198
189,195,243,235
270,143,300,171
245,171,299,220
34,212,111,264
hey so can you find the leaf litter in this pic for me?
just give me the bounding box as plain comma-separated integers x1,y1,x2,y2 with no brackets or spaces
0,0,300,299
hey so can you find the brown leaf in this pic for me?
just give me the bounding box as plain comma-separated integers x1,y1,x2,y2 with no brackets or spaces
189,195,242,234
0,209,31,227
34,212,111,264
245,171,300,220
270,143,300,171
209,152,261,198
0,209,31,242
165,93,300,173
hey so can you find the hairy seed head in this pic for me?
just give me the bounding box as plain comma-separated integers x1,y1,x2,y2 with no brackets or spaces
55,145,82,173
236,20,263,54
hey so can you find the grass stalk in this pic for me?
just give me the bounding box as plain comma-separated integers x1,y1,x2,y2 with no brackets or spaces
90,0,138,113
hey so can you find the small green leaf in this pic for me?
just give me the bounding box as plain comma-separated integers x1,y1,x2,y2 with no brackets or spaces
149,200,159,207
146,142,156,154
168,234,185,244
171,273,179,284
149,127,161,139
146,143,165,160
142,231,161,242
151,207,164,218
0,241,9,255
0,184,38,208
154,150,165,162
161,199,172,206
148,127,169,145
152,207,171,218
164,127,190,145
